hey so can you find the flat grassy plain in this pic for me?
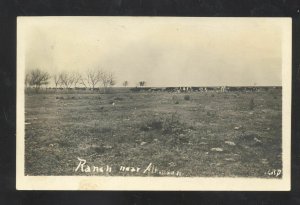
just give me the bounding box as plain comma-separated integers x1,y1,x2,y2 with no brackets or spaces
25,89,282,177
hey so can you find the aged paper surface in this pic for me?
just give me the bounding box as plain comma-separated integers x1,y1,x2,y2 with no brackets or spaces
17,17,291,190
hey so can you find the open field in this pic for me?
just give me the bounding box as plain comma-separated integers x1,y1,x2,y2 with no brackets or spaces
24,89,282,177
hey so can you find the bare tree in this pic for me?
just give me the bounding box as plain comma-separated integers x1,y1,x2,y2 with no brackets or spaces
79,75,88,88
107,72,116,87
86,69,101,90
28,68,50,92
99,70,116,93
72,72,82,88
139,81,146,87
59,72,75,89
53,74,61,89
123,81,128,87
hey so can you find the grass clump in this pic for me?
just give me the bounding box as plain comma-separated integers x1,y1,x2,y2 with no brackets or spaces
184,95,190,101
100,127,113,133
162,113,183,134
249,98,255,110
114,97,123,101
140,113,184,134
140,119,163,131
172,95,180,104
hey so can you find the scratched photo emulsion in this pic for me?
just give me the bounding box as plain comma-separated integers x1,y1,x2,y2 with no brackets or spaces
17,17,291,189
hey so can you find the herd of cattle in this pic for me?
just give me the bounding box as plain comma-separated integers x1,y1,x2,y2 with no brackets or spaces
45,86,280,93
129,86,280,93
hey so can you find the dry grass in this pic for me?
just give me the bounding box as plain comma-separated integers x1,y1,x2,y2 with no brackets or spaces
25,89,282,177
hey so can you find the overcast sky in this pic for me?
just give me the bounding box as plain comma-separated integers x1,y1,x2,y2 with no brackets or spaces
22,17,286,87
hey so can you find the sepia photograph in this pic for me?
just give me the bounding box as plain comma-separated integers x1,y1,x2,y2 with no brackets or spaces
16,17,291,190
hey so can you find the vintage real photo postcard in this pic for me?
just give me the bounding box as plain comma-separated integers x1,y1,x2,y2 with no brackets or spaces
17,17,291,190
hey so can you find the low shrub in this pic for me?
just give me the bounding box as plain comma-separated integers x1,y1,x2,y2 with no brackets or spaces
162,113,183,134
184,95,190,101
114,97,123,101
172,95,180,104
140,119,163,131
100,127,113,133
139,113,184,134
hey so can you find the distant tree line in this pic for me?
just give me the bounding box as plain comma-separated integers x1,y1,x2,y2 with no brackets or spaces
25,68,147,92
52,69,116,91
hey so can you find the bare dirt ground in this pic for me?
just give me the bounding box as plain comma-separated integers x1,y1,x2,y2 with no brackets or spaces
24,89,282,177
